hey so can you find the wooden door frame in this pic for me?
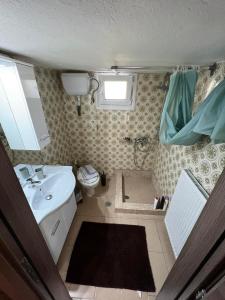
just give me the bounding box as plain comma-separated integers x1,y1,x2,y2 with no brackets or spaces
0,216,45,300
179,231,225,299
0,142,71,300
157,167,225,300
0,248,40,300
0,214,52,300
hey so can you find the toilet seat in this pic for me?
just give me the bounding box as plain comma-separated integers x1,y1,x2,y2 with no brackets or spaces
77,165,100,188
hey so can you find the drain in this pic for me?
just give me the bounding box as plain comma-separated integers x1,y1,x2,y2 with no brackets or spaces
105,201,112,207
45,194,53,200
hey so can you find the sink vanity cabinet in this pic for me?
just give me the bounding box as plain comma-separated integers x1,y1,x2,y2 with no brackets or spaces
14,164,77,263
39,192,77,263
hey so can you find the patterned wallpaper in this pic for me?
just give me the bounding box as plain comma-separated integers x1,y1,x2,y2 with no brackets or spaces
0,124,14,162
12,67,72,166
1,64,225,196
154,67,225,195
3,70,167,176
64,73,166,174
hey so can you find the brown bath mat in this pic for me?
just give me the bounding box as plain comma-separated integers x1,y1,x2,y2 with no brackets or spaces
66,222,155,292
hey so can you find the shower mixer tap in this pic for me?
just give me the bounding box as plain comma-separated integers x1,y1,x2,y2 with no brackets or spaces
123,135,152,168
134,136,149,146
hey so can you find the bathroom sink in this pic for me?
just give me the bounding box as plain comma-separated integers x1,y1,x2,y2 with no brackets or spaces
31,173,72,211
15,165,76,224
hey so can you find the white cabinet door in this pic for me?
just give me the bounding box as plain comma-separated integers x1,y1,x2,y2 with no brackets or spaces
16,63,50,149
39,193,77,263
48,217,67,263
39,209,67,263
0,60,50,150
62,193,77,231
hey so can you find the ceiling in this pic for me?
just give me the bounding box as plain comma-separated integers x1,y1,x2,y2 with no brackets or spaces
1,0,225,70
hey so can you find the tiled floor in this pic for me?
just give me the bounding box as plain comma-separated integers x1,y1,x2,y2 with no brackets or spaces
57,175,175,300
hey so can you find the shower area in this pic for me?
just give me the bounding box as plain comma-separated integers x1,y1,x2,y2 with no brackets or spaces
115,136,165,215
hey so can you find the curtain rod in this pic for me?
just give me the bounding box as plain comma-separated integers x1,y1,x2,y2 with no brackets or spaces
110,65,211,73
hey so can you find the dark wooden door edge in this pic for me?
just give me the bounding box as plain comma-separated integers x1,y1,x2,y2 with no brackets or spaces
0,228,40,300
157,167,225,300
0,253,40,300
0,216,52,300
179,230,225,299
0,142,71,300
204,274,225,300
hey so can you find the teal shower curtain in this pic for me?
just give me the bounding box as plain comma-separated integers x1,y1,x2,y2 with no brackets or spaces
159,70,225,145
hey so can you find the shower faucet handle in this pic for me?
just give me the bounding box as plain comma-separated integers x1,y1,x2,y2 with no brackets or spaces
135,136,149,146
124,137,133,143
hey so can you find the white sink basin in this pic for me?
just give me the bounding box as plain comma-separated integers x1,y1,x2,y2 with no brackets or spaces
31,173,72,210
15,165,76,224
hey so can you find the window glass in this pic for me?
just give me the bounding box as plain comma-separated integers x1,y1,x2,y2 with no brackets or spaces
104,81,127,100
96,73,137,111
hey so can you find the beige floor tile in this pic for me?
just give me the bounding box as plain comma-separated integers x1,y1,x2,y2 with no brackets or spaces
77,197,117,219
163,250,175,273
137,214,164,221
68,284,96,298
95,287,123,300
116,212,142,219
65,216,83,247
76,197,106,217
148,251,169,293
82,216,106,223
123,290,148,300
138,219,163,252
155,220,175,269
57,245,73,273
102,217,121,224
77,176,117,218
102,203,117,217
119,217,139,225
148,296,156,300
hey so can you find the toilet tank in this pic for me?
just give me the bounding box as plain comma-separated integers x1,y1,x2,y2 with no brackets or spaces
61,73,90,96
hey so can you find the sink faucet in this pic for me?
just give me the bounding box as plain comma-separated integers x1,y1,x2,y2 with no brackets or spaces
22,178,41,188
27,178,41,185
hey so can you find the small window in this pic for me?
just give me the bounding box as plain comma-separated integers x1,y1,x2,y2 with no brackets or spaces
96,73,137,110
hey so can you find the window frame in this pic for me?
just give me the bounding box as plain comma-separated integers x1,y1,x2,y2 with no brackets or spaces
95,72,137,110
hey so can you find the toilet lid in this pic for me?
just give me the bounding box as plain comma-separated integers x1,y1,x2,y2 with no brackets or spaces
77,165,99,184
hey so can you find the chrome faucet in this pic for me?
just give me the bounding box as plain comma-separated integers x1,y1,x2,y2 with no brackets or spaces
134,136,149,146
22,178,41,188
26,178,41,185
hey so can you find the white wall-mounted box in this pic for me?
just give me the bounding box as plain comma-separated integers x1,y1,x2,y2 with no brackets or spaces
61,73,90,95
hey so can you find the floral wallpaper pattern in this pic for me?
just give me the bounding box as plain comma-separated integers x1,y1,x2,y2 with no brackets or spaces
64,73,166,173
0,124,14,162
154,66,225,195
7,70,167,175
2,64,225,196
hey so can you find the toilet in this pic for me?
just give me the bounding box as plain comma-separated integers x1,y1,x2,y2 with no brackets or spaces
77,165,100,197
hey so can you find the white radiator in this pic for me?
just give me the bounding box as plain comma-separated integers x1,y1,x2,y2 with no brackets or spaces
165,169,208,258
